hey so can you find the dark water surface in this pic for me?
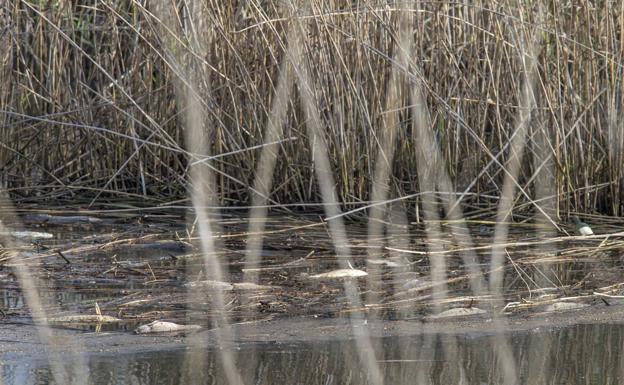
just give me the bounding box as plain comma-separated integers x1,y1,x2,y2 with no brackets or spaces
2,322,623,384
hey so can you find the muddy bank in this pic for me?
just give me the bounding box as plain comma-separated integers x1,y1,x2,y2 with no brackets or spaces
2,212,624,362
2,301,624,361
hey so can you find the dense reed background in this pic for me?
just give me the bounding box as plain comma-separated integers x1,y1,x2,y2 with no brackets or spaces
1,1,623,216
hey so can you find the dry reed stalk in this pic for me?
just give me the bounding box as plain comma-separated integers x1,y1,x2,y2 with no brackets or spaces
292,2,383,382
0,2,620,217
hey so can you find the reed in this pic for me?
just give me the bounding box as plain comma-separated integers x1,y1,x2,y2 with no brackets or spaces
1,1,621,215
2,3,623,384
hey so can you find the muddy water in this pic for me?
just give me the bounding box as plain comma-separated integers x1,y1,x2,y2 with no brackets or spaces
2,215,624,384
1,322,623,384
4,216,618,327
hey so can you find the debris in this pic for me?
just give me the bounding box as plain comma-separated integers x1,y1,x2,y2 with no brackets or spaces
47,314,122,324
571,216,594,236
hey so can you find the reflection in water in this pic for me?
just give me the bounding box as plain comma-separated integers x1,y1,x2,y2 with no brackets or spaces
2,323,624,384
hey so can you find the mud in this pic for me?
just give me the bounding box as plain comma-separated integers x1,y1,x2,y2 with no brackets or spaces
1,301,624,361
1,212,624,360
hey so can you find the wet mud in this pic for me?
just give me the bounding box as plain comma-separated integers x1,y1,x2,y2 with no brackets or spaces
1,211,624,358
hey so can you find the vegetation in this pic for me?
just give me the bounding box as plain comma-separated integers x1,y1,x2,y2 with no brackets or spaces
1,1,622,217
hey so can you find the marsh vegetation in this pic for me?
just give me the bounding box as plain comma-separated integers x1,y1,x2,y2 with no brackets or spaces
1,1,624,384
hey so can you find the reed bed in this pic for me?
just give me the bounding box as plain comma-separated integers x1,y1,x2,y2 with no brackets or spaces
1,1,622,216
1,1,624,383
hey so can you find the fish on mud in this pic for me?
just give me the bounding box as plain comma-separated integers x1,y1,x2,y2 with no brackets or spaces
308,269,368,280
184,280,234,290
22,214,103,225
427,307,487,320
134,320,202,334
1,231,54,240
367,258,408,268
543,302,589,312
184,280,276,291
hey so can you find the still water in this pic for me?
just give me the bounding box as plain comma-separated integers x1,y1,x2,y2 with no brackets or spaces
2,322,623,384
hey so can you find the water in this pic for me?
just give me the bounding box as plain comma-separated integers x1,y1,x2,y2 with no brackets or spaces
2,322,623,384
3,217,623,384
3,218,617,324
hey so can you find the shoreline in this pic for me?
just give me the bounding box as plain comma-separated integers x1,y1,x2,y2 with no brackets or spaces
1,302,623,361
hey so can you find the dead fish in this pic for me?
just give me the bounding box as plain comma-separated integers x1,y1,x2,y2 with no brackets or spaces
134,320,202,334
428,307,486,320
232,282,275,291
23,214,103,225
1,231,54,240
309,269,368,280
184,280,275,291
367,259,406,268
47,314,121,324
184,280,234,291
543,302,588,312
